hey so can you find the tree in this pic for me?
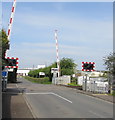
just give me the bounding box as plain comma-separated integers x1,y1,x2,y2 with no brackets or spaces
0,29,9,66
60,58,77,76
103,53,115,93
28,58,77,81
103,52,115,75
28,62,57,81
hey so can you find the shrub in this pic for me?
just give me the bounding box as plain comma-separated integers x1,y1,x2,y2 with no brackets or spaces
112,90,115,96
24,76,51,84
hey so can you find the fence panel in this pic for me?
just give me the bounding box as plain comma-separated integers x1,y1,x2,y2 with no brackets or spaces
82,81,109,93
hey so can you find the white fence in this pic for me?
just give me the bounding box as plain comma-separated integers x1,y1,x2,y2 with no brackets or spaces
52,76,71,85
82,81,109,93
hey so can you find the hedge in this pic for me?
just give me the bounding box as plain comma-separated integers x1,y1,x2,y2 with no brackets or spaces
24,76,51,84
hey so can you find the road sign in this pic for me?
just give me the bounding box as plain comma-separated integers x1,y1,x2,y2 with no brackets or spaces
51,68,58,73
2,71,7,77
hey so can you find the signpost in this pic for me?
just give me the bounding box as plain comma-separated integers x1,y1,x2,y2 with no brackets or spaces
5,57,19,83
51,68,58,78
51,68,59,84
2,70,8,92
82,62,95,91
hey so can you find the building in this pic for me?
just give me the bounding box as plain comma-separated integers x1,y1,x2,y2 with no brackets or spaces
17,69,30,76
37,65,46,69
17,64,46,76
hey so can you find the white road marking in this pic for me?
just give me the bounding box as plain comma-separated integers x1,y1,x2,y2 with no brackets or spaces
7,87,14,88
51,92,72,103
25,92,52,95
16,84,18,88
25,92,72,103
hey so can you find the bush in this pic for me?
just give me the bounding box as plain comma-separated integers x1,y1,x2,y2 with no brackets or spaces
24,76,51,84
71,77,77,83
28,58,77,80
112,90,115,96
68,83,81,86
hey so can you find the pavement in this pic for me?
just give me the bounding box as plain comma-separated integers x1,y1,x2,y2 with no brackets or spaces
70,87,114,103
2,83,35,119
2,78,114,119
58,85,114,103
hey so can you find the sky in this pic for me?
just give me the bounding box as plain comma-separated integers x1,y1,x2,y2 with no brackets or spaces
2,2,113,70
2,0,114,2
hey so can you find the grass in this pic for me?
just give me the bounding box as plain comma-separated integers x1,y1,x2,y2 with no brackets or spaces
68,82,82,86
105,90,115,96
24,76,52,84
111,90,115,96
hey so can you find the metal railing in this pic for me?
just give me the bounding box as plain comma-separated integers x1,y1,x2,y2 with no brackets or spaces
83,81,109,93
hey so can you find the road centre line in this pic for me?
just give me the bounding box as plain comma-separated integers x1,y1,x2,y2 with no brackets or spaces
25,92,72,104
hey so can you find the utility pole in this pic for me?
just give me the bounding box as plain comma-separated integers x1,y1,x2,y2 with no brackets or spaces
85,73,88,91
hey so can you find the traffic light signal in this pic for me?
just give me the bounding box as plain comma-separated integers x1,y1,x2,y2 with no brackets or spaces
8,59,16,66
82,62,95,71
5,57,19,68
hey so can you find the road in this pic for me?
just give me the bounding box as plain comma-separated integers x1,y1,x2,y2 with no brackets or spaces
16,77,113,118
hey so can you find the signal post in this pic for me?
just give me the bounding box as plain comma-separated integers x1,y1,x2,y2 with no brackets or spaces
82,62,95,91
5,57,19,83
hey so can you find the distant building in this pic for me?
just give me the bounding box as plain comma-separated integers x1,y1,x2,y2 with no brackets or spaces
88,71,104,77
17,64,46,76
37,65,46,69
76,70,105,77
17,69,30,76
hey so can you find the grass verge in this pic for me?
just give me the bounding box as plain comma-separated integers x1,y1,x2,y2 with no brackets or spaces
24,76,52,84
68,82,82,86
111,90,115,96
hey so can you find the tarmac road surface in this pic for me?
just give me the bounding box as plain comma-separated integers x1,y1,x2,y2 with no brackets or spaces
17,77,113,119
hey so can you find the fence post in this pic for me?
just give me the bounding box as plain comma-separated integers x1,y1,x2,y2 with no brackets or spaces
85,73,88,91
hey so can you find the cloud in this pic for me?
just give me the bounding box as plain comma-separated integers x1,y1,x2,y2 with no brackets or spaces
13,10,112,50
2,0,114,2
4,2,112,70
7,42,112,70
22,42,55,48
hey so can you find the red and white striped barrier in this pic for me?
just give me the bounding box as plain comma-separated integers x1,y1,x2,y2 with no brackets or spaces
82,62,95,71
7,0,16,41
5,0,16,58
55,30,60,77
5,57,19,68
4,0,18,69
